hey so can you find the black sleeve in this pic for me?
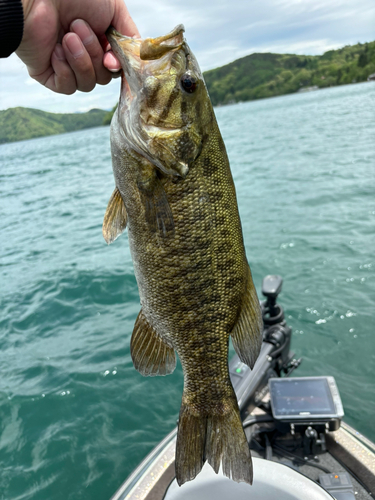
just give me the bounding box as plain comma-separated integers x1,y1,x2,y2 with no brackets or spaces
0,0,24,58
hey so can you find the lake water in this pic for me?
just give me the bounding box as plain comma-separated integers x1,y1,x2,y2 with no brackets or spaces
0,82,374,500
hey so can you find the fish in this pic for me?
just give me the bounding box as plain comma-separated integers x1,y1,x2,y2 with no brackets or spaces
103,24,263,486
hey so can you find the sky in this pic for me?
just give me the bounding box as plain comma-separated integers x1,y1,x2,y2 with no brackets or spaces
0,0,374,114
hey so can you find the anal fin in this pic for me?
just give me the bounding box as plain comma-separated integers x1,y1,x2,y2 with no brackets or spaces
131,310,176,376
102,187,128,244
231,267,263,369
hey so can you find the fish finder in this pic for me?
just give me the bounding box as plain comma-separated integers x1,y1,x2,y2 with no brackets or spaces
269,376,344,431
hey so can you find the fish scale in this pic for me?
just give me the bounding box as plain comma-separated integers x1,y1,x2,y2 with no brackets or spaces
103,24,263,486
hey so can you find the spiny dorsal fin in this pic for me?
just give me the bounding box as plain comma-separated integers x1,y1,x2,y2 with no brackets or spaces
102,187,128,244
230,267,263,369
131,310,176,376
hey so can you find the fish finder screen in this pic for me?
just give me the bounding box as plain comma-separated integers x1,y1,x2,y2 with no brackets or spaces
270,378,336,417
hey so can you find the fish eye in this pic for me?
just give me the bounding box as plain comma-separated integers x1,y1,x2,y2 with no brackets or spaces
180,73,197,93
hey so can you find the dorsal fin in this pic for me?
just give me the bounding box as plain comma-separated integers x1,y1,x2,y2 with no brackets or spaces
230,267,263,369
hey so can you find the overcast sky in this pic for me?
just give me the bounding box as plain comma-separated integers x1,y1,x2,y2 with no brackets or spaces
0,0,374,113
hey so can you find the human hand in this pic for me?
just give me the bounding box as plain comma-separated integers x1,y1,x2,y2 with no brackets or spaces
16,0,139,94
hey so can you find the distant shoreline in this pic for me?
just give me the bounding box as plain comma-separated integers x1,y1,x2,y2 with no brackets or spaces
214,80,373,108
1,40,374,145
0,107,109,145
1,81,373,145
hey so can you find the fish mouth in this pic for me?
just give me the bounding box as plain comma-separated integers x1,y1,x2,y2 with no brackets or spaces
106,27,142,80
139,24,185,60
106,24,185,62
106,24,186,100
107,25,191,179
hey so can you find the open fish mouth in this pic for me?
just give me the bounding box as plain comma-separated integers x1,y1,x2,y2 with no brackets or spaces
106,24,195,178
106,27,141,69
106,24,185,66
106,27,142,88
106,24,187,113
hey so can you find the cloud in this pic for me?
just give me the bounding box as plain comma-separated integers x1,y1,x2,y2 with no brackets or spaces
0,0,374,113
0,53,120,113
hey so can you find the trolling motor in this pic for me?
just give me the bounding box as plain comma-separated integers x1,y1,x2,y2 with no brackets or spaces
261,275,293,370
261,274,284,324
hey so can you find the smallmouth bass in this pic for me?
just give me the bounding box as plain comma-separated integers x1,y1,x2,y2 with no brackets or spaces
103,24,263,486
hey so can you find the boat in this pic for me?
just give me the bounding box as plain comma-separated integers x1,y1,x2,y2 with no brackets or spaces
110,275,375,500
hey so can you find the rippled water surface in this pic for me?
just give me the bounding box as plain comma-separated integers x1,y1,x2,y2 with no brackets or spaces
0,82,374,500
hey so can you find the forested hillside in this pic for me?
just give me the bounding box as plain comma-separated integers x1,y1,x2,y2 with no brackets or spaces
0,107,107,144
2,41,374,143
204,41,375,105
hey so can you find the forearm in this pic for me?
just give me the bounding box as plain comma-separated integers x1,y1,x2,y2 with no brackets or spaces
0,0,24,57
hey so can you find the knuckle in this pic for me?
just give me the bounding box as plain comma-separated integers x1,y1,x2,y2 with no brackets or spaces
79,81,96,93
56,81,77,95
97,73,112,86
63,87,77,95
85,41,102,59
56,74,77,95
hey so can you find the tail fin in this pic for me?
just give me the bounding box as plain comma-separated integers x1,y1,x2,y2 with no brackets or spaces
175,397,252,486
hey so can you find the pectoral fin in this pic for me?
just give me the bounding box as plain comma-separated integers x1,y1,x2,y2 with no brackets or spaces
102,187,128,244
231,267,263,369
131,310,176,376
138,167,175,239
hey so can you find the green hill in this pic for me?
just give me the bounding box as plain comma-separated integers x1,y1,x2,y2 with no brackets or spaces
101,41,375,122
204,41,375,105
2,41,374,143
0,107,107,144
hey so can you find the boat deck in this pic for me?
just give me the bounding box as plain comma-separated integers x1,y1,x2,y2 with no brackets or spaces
250,423,374,500
110,419,374,500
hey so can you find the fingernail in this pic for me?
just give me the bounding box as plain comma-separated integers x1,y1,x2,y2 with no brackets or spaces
71,19,94,46
65,34,84,58
103,51,121,72
54,44,65,61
